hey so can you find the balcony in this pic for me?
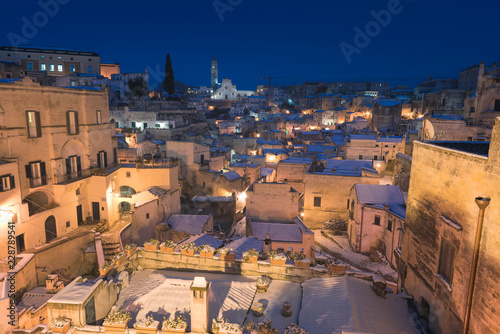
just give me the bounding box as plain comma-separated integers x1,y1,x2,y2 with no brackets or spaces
135,158,180,169
91,162,121,176
29,176,47,188
53,168,93,185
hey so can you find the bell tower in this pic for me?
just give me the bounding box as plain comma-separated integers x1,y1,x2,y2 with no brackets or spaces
211,54,218,90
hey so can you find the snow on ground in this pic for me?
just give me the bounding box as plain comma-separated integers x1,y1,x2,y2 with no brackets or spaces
244,280,302,333
299,276,418,334
113,269,257,330
313,230,398,282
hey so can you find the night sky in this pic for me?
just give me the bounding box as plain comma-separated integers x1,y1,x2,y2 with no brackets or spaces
1,0,499,89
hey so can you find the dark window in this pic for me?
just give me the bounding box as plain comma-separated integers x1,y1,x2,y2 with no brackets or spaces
26,111,42,138
126,171,131,178
0,174,15,192
97,151,107,169
359,155,363,160
347,199,350,210
420,297,430,323
113,148,117,163
374,216,381,226
115,121,119,128
66,221,70,228
468,137,473,141
469,107,475,113
76,188,80,196
387,220,393,231
143,122,148,129
146,213,150,219
16,234,25,253
438,239,456,284
494,99,500,112
374,155,378,160
314,197,321,207
131,121,136,128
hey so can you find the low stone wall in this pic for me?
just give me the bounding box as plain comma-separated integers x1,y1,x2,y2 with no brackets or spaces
113,248,338,283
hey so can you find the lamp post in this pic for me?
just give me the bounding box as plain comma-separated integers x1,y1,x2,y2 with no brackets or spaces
462,197,491,334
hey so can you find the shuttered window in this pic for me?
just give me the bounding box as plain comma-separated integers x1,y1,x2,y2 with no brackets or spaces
438,239,456,284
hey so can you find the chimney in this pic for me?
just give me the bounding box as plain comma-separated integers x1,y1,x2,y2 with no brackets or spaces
191,277,210,332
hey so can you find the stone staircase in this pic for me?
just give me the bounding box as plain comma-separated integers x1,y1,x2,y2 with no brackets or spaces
100,232,122,262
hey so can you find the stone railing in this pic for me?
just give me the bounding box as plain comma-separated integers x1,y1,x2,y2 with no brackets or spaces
107,248,347,283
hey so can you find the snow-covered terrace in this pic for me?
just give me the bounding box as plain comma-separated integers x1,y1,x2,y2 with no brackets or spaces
110,269,419,333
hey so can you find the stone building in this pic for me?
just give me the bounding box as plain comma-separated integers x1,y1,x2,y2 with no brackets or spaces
372,100,402,133
212,79,255,100
392,153,412,193
397,118,500,334
421,115,491,141
347,184,406,267
463,65,500,127
345,135,405,161
303,159,382,228
246,182,300,222
0,46,101,76
276,157,313,194
0,78,180,261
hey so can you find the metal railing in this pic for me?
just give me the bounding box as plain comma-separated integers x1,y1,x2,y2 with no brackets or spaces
53,169,93,185
28,176,47,188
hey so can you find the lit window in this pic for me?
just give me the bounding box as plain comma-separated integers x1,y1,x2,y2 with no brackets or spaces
67,111,79,135
96,110,102,124
41,56,44,59
40,63,46,71
49,64,55,72
26,111,41,138
57,56,61,60
57,64,63,72
70,64,75,72
0,174,15,192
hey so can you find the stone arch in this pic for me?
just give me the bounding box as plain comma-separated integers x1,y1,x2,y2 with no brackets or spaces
118,201,131,213
24,191,53,216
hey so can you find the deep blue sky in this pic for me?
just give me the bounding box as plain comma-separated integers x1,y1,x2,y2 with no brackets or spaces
1,0,499,90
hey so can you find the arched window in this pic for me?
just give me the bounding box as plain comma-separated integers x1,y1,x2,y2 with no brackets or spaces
119,186,136,198
119,201,131,213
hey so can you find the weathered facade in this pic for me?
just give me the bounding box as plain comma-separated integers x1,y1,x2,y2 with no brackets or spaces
398,118,500,334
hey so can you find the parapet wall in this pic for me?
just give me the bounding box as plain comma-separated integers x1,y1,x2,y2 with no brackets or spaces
117,248,338,283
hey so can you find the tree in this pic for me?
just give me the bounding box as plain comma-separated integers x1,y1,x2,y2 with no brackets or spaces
127,77,147,99
162,53,175,98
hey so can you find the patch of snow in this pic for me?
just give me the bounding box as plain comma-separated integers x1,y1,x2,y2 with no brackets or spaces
314,231,397,282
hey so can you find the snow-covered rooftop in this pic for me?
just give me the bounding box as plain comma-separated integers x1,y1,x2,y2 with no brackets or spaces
220,171,242,182
250,222,303,243
177,233,223,250
224,237,264,259
299,276,418,334
167,214,211,235
355,184,405,205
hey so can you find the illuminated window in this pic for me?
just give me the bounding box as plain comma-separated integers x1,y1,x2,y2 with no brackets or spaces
40,63,46,71
57,64,63,72
70,64,75,72
49,64,55,72
96,110,102,124
0,174,15,192
26,111,41,138
66,111,79,135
